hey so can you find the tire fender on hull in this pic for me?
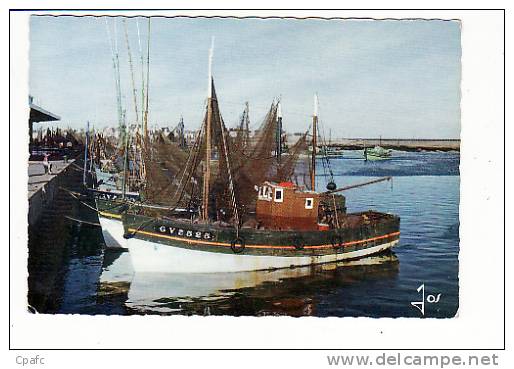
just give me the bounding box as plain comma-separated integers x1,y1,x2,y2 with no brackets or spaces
291,236,305,250
230,237,246,254
330,234,344,250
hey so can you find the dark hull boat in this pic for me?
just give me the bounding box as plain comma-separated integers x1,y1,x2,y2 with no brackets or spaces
114,42,400,274
122,210,399,273
91,188,139,249
364,145,392,161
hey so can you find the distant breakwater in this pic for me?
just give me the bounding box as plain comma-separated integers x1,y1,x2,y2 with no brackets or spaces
286,137,460,151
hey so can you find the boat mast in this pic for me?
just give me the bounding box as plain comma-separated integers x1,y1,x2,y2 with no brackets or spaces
83,121,89,186
104,18,125,149
136,19,145,131
244,101,250,148
136,18,147,182
276,101,283,163
201,38,214,221
121,126,129,199
123,19,139,130
311,94,318,191
143,18,151,143
89,128,95,173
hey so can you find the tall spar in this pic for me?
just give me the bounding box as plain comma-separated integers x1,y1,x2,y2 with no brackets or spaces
104,18,125,149
123,19,140,131
136,18,148,181
83,121,89,186
276,101,283,163
201,38,215,221
143,18,151,143
133,19,150,182
244,101,250,148
136,19,145,132
311,94,319,191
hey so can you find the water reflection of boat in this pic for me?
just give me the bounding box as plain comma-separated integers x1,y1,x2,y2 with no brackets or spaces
98,250,399,316
96,250,133,313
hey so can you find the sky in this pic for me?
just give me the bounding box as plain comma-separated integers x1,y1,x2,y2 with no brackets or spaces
29,16,461,138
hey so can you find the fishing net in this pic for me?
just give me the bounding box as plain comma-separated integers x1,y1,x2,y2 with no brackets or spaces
126,78,316,223
141,131,201,207
272,131,310,186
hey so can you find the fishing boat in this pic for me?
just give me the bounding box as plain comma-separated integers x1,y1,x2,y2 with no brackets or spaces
90,18,152,249
363,136,392,161
88,130,143,249
122,188,399,273
364,145,392,160
91,121,195,248
117,41,400,273
93,187,139,249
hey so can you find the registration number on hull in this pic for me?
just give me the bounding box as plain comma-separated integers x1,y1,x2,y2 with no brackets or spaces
95,192,139,202
156,225,214,240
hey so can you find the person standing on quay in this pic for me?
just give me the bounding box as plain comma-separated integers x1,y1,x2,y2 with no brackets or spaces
42,153,52,175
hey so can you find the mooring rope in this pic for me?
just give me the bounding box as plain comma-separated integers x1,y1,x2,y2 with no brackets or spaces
60,187,130,214
219,116,240,237
64,215,102,227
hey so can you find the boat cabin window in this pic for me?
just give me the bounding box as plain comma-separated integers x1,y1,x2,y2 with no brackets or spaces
274,188,284,203
305,198,313,209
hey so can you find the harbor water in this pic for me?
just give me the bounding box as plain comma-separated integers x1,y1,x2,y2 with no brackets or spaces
30,150,460,318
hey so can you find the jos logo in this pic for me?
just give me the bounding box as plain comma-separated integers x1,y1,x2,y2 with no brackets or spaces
411,283,441,316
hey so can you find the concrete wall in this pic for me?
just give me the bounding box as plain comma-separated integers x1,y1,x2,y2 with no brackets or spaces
28,160,81,227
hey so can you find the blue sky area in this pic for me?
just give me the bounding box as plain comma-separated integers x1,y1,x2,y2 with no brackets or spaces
29,16,461,138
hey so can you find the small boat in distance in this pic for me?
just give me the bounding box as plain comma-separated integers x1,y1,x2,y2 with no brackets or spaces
364,145,392,160
364,136,392,160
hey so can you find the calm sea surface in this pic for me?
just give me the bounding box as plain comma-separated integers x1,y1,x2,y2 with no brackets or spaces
42,150,460,317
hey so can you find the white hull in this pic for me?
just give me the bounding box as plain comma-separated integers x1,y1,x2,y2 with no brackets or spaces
99,216,127,249
127,237,399,274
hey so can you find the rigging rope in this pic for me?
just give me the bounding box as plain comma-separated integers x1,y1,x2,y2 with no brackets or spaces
123,19,140,128
218,113,240,234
